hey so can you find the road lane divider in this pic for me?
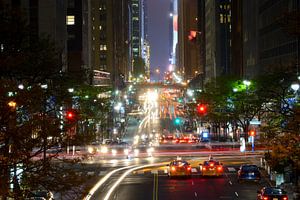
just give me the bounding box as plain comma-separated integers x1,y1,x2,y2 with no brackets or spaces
153,172,158,200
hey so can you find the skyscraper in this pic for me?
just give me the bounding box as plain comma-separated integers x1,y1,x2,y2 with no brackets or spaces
178,0,202,82
205,0,231,81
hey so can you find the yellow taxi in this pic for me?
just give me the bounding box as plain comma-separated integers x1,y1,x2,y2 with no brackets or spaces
199,157,224,176
167,159,192,178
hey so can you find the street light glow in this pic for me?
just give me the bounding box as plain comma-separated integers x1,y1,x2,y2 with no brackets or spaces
243,80,251,86
291,83,300,91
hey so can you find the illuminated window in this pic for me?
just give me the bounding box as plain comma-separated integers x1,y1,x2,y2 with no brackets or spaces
227,15,231,23
220,14,224,23
99,25,102,30
100,45,107,51
66,15,75,25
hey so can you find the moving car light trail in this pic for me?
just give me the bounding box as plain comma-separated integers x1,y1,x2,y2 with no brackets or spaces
83,163,165,200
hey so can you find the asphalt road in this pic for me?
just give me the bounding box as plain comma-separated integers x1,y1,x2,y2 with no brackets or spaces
83,154,271,200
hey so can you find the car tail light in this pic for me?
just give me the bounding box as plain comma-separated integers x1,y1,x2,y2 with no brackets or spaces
217,166,222,171
187,167,191,171
171,167,176,171
262,196,268,200
202,167,206,171
210,163,214,167
283,196,288,200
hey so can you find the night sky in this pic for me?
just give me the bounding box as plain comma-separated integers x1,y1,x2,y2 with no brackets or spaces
148,0,170,80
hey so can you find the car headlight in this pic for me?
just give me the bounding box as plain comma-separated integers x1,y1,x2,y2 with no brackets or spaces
124,148,129,155
147,147,154,153
100,146,108,153
134,149,139,156
88,147,94,154
112,149,117,156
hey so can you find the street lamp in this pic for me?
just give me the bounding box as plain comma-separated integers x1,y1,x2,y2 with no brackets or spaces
291,83,300,92
243,80,251,86
68,88,74,93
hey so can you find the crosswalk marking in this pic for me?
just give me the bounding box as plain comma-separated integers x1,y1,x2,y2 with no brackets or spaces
99,171,106,176
87,171,95,176
227,167,236,172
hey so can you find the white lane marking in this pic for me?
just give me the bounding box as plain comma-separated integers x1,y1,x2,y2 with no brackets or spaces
103,163,165,200
194,192,198,197
192,181,194,185
235,192,239,197
99,171,106,176
83,165,137,200
227,167,236,172
229,180,232,185
191,168,197,173
87,172,94,176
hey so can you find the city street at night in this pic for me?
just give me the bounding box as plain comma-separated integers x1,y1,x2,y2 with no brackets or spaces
1,0,300,199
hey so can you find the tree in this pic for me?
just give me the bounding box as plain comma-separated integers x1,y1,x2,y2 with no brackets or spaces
68,85,111,144
257,71,300,184
0,7,88,199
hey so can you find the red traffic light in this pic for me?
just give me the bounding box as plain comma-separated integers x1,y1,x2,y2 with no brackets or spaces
197,104,207,114
66,110,76,120
66,112,73,119
249,130,256,136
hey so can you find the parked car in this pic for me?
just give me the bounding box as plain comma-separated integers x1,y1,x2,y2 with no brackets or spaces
257,187,288,200
238,164,261,183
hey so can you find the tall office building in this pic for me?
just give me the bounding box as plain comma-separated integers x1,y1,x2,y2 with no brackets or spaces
169,0,179,71
178,0,202,82
205,0,231,81
66,0,86,83
258,0,299,74
242,0,259,78
1,0,68,73
69,0,131,87
231,0,243,77
130,0,147,80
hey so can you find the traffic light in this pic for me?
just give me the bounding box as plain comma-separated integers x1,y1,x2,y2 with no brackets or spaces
66,111,74,120
197,104,207,115
65,109,78,122
249,130,256,137
174,118,181,125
